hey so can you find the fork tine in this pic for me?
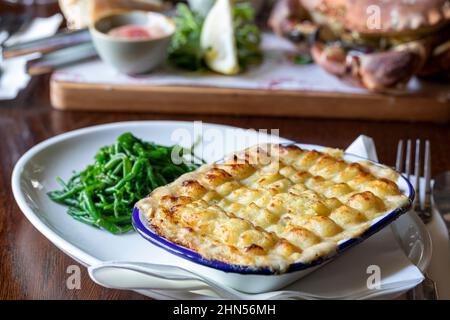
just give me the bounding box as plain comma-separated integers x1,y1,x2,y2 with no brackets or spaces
424,140,431,192
405,139,412,179
413,139,421,211
423,140,432,220
396,140,404,172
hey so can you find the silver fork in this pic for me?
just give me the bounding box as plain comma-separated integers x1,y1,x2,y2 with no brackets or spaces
396,139,438,300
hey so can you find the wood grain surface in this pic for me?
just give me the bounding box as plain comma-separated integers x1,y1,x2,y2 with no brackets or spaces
1,2,450,300
50,80,450,122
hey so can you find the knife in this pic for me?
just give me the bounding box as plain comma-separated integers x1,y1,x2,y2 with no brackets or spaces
433,171,450,233
3,28,91,59
26,42,97,76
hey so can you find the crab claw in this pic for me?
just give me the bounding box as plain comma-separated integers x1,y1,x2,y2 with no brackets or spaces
269,0,309,37
310,43,348,77
311,42,425,91
418,40,450,78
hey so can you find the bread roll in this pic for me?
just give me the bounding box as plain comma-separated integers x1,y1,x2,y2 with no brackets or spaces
59,0,165,29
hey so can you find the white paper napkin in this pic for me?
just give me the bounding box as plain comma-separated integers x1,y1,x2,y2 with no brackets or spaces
414,177,450,299
0,14,62,100
427,210,450,299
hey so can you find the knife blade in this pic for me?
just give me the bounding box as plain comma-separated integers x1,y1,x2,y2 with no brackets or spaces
432,171,450,233
26,42,97,76
3,28,91,59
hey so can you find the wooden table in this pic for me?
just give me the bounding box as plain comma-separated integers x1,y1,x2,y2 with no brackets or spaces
1,2,450,300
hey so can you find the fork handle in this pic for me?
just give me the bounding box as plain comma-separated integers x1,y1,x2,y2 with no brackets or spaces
418,210,433,224
422,275,439,300
407,274,438,300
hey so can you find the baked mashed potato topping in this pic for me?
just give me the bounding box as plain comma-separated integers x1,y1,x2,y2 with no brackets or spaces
137,144,410,272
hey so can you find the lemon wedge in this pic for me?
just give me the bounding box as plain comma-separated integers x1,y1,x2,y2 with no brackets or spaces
200,0,239,75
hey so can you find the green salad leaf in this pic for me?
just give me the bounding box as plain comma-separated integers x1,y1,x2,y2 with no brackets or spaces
168,3,205,70
233,3,262,68
168,2,262,71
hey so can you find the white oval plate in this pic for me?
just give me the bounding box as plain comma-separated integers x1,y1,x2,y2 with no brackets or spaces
11,121,430,299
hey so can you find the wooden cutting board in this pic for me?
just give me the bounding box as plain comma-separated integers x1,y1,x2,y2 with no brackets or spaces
50,34,450,122
50,80,450,122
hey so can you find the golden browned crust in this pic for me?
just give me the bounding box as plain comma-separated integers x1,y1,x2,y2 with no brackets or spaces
136,144,410,271
59,0,165,29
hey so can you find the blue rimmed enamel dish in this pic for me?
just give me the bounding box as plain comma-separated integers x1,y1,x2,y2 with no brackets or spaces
132,145,414,290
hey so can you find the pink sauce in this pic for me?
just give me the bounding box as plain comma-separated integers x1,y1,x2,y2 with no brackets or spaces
108,25,166,40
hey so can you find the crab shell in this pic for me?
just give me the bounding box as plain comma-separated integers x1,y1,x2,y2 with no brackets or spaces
269,0,450,91
300,0,450,36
